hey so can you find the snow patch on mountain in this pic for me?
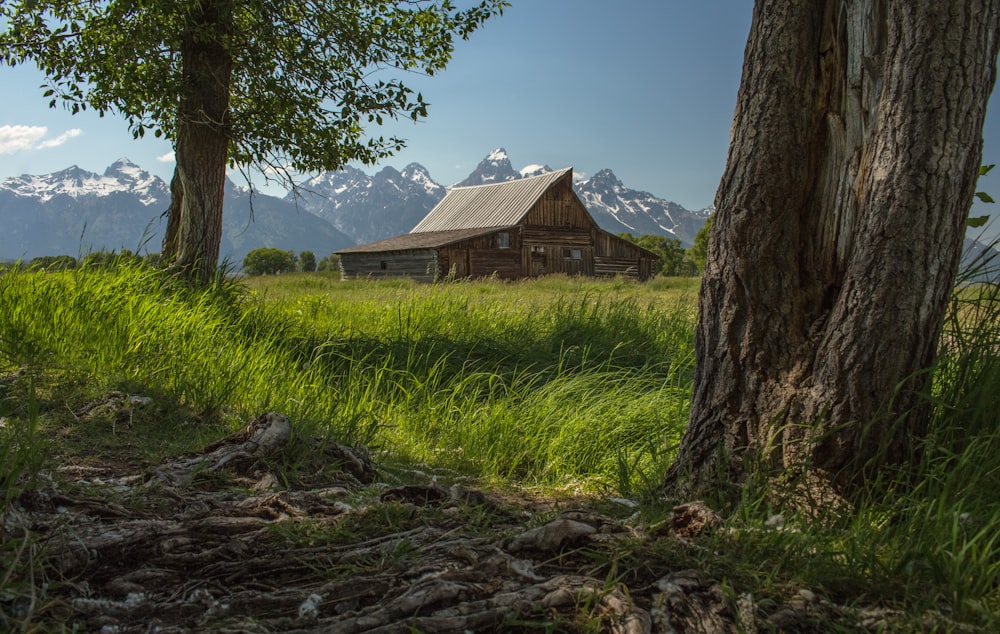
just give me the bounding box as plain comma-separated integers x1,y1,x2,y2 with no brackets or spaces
486,148,509,162
288,162,447,244
1,158,168,206
573,168,708,245
453,148,522,187
520,164,552,178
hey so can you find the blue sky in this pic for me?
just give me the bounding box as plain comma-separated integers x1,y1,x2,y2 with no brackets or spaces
1,1,998,224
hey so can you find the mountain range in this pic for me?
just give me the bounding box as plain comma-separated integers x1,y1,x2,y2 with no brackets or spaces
0,150,713,264
288,149,712,247
0,159,354,265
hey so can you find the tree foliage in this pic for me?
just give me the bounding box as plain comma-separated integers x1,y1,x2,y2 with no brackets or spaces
28,255,78,272
243,247,295,276
618,233,697,277
298,250,317,273
317,253,341,272
969,164,995,228
82,249,145,269
689,216,712,273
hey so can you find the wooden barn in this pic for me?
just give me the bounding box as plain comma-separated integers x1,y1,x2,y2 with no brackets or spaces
336,167,659,281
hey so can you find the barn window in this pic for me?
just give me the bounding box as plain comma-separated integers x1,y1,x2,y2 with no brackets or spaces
498,232,510,249
380,260,387,270
562,248,582,260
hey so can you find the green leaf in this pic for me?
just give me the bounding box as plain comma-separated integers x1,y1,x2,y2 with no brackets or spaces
975,191,995,204
1,0,508,174
967,215,990,228
979,164,996,176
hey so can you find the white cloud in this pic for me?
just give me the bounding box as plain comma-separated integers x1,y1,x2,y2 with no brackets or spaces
156,151,175,163
36,128,83,149
0,125,48,154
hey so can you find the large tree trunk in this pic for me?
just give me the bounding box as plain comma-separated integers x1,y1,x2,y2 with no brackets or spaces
162,0,234,284
668,1,1000,497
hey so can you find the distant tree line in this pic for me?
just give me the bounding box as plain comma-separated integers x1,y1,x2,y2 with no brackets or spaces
2,248,343,277
241,248,341,276
618,217,712,277
12,249,156,272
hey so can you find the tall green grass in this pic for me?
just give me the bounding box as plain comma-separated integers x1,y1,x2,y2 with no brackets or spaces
0,267,696,491
3,260,1000,627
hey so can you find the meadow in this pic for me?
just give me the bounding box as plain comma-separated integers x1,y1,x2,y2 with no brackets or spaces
2,263,1000,630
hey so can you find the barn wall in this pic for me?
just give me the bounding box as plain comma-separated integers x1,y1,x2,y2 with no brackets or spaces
592,230,657,280
517,245,592,277
337,179,658,282
522,181,594,229
339,250,439,281
439,229,524,279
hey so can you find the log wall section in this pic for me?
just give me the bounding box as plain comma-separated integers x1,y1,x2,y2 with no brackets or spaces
592,231,656,280
339,250,439,281
438,230,524,280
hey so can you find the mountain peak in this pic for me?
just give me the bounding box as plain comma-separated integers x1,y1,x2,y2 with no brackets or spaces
401,162,431,177
401,163,444,196
373,165,403,181
520,164,552,178
486,148,509,162
591,168,621,184
108,157,140,169
454,149,520,187
104,157,153,182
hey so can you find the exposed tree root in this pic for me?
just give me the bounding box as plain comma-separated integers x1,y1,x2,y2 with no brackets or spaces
1,412,903,632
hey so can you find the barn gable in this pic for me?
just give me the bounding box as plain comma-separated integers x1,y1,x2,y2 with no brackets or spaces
337,167,658,281
411,168,574,232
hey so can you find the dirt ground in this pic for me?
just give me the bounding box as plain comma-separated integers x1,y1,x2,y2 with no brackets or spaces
2,412,909,633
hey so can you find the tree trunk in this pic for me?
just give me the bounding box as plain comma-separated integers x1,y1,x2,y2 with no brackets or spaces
668,1,1000,497
162,0,234,284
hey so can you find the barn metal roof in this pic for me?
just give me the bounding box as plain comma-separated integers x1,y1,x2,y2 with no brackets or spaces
409,167,574,233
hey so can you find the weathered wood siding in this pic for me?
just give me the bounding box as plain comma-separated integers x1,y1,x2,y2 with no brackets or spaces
518,245,592,276
339,250,439,281
439,229,523,279
592,230,656,280
522,181,594,229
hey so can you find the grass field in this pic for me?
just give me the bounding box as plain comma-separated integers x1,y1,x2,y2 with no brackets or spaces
2,264,1000,630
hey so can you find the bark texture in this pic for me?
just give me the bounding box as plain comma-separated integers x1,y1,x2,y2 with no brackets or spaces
669,1,1000,495
162,0,234,283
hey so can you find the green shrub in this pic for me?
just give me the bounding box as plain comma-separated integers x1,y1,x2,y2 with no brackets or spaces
243,247,295,275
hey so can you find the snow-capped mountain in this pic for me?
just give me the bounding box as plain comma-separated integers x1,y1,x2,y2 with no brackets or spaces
575,169,710,246
296,149,710,246
453,148,525,187
287,163,446,245
451,148,553,186
0,160,352,263
2,158,169,206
